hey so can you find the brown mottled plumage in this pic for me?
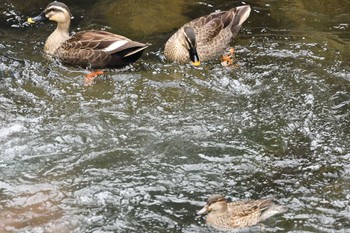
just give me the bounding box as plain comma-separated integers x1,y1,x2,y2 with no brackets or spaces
28,2,149,69
197,194,288,230
164,5,251,65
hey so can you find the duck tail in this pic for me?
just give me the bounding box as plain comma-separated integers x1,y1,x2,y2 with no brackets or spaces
259,204,288,222
125,43,151,57
230,5,251,35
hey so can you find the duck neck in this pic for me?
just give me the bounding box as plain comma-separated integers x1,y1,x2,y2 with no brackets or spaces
216,208,227,215
44,21,70,55
214,203,228,215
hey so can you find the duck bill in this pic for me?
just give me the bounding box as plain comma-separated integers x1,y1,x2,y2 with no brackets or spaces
197,205,208,215
27,13,47,24
189,48,201,67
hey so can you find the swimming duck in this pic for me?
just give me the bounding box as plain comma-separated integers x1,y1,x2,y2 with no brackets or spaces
164,5,251,66
197,194,288,230
27,2,149,71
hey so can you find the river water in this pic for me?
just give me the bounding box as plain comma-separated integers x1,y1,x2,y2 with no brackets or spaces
0,0,349,232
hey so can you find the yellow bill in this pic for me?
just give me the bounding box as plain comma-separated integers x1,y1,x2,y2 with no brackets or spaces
27,18,36,24
191,61,201,67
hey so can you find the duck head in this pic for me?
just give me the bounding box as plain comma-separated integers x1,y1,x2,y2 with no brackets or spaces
180,27,201,66
197,194,228,215
27,2,72,25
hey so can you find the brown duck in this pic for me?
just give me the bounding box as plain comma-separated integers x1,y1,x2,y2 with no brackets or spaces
164,5,251,66
197,194,288,230
27,2,149,70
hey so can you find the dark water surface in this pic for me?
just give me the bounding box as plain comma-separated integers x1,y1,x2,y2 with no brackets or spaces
1,0,350,232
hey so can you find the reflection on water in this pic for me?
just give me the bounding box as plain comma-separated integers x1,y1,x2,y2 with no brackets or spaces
1,0,350,232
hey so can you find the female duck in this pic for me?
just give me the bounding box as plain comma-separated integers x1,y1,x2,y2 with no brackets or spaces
197,194,287,230
27,2,149,69
164,5,251,66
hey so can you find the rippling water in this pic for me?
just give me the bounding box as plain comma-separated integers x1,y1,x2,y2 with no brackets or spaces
1,0,350,232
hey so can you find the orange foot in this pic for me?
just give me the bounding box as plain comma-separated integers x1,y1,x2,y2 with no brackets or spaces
220,47,237,67
84,70,104,86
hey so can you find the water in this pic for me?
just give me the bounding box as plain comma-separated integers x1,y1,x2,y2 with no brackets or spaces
1,0,350,232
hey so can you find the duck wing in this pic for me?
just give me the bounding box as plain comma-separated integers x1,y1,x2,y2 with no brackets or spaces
224,199,273,227
188,6,250,44
189,11,231,44
229,199,273,216
62,30,147,55
56,30,148,68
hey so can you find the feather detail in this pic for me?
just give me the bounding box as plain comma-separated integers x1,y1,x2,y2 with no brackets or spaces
164,5,251,64
101,40,129,53
198,195,287,230
29,2,149,69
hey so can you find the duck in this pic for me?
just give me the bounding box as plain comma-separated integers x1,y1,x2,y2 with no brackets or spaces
164,5,251,66
197,194,288,230
27,2,149,82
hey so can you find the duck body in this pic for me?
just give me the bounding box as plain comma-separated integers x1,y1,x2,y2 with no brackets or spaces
197,195,288,230
164,5,251,65
53,30,147,69
28,2,148,69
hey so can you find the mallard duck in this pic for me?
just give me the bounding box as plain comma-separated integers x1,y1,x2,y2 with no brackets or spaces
27,2,149,70
164,5,251,66
197,194,288,230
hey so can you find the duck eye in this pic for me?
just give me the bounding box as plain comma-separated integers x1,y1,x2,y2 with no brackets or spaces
45,8,63,15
